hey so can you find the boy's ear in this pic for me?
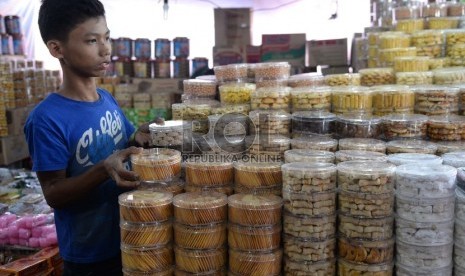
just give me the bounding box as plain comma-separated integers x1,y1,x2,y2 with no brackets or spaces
46,40,64,59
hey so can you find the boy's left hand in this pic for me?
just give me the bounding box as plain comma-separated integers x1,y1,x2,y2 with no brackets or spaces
134,117,165,148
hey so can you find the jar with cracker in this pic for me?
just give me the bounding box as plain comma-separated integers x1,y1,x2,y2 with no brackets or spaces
183,79,217,98
436,140,465,155
445,29,465,45
396,261,453,276
255,78,288,89
291,111,336,137
382,113,428,140
387,153,443,166
372,84,414,115
254,62,291,81
283,235,336,263
396,215,454,245
249,110,291,136
331,86,372,114
335,150,388,164
284,258,335,276
290,136,338,152
395,71,433,85
282,162,336,193
218,83,255,105
396,240,453,271
359,68,395,86
412,85,460,115
396,193,455,222
287,73,325,88
338,214,394,240
338,190,394,218
427,114,465,141
379,47,417,67
447,2,465,16
386,139,437,154
394,56,430,72
283,190,336,217
250,86,291,112
211,103,251,116
411,30,445,58
283,212,336,241
334,114,383,139
290,86,332,111
208,113,248,138
433,67,465,85
149,120,191,151
393,5,421,21
338,236,394,264
324,73,360,86
428,57,450,69
442,151,465,168
130,148,182,183
245,134,290,158
213,64,248,83
284,149,335,163
338,138,386,153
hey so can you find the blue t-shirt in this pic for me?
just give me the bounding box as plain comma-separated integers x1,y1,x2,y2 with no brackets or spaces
24,88,135,263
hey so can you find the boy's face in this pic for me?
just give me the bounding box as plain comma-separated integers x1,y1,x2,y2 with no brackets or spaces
59,16,111,77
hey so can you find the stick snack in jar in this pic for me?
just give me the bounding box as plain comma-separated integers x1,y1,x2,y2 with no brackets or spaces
378,47,417,66
174,246,226,274
290,86,332,111
233,161,282,188
427,114,465,141
331,86,372,114
382,113,428,140
282,162,336,193
378,33,411,49
338,138,386,153
284,149,335,164
228,223,282,251
185,161,233,186
121,244,173,272
395,18,425,34
359,68,395,86
130,148,182,182
173,222,227,249
427,16,460,29
229,248,282,276
250,86,291,111
120,220,172,247
371,84,415,115
173,192,227,225
119,190,173,223
218,83,255,104
228,193,282,226
394,56,430,72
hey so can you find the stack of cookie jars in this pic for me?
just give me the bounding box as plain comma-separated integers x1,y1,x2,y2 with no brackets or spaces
227,193,283,276
454,167,465,275
336,160,396,275
172,192,228,275
118,190,174,275
281,162,337,275
394,164,456,275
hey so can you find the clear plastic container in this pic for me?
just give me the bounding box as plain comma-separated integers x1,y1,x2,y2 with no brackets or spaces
121,244,173,272
445,29,465,45
218,83,255,104
335,150,387,164
283,212,336,240
228,248,282,276
173,268,226,276
379,47,417,65
253,62,290,80
457,169,465,195
184,184,234,197
428,16,460,29
338,190,394,218
455,240,465,265
396,215,454,245
172,103,185,120
282,162,336,193
359,68,395,86
233,183,282,197
395,262,452,276
427,115,465,141
290,136,338,152
337,160,396,193
372,85,415,115
211,103,250,116
422,3,448,18
283,190,336,217
119,191,173,223
412,85,460,115
396,193,455,222
417,45,445,58
331,86,372,114
338,236,394,264
173,192,228,225
213,64,248,83
411,29,445,46
185,161,233,186
208,113,248,137
394,56,430,72
227,193,282,226
338,214,393,240
448,3,465,16
233,161,282,188
395,71,433,85
284,235,335,262
338,138,386,153
291,111,336,136
228,223,282,251
249,110,291,136
183,79,217,97
395,240,453,269
382,113,428,140
284,149,335,163
174,246,226,274
395,163,456,198
149,120,187,148
120,220,172,247
386,139,437,154
337,258,393,275
334,114,383,139
255,78,288,89
131,148,182,182
284,258,335,276
324,73,360,86
456,218,465,248
138,180,185,196
173,222,227,249
442,151,465,168
433,67,465,85
123,267,174,276
436,141,465,154
394,5,421,20
395,18,425,34
387,153,442,166
250,86,291,111
290,86,332,111
379,33,412,49
245,135,290,157
287,73,325,88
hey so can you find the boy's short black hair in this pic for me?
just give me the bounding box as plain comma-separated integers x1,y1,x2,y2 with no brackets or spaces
38,0,106,43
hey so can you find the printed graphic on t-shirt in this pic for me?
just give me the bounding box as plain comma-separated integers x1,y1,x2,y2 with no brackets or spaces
76,110,123,167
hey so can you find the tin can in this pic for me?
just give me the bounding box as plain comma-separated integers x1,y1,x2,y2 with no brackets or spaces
192,57,209,76
0,15,5,34
1,34,12,55
114,37,132,59
173,58,189,78
155,38,171,58
173,37,189,57
4,15,21,35
154,58,171,78
134,38,151,60
133,59,152,78
113,58,133,78
12,34,24,55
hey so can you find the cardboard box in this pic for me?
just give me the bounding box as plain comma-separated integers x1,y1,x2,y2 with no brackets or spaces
214,8,251,47
130,78,183,93
246,45,261,63
0,257,49,276
7,106,33,136
260,33,306,68
0,134,30,165
307,38,349,67
212,46,246,66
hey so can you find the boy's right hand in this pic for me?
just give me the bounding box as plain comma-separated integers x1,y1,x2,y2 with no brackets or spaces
103,146,143,188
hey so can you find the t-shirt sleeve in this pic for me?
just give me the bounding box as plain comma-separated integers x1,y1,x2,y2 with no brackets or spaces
24,110,70,172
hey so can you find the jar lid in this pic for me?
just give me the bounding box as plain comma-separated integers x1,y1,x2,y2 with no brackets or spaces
388,153,443,166
337,160,396,174
358,67,395,74
442,151,465,167
233,161,282,172
253,86,291,96
330,85,371,94
284,149,335,160
338,138,386,150
396,163,457,179
292,111,336,120
370,84,411,93
183,79,217,86
218,82,256,89
131,148,182,164
336,150,387,162
410,84,460,94
290,86,332,95
428,114,465,123
149,120,184,131
291,136,338,147
173,191,227,209
118,190,173,207
228,193,283,210
387,140,437,151
249,110,291,120
382,113,428,123
185,161,233,170
336,114,382,124
282,162,336,173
